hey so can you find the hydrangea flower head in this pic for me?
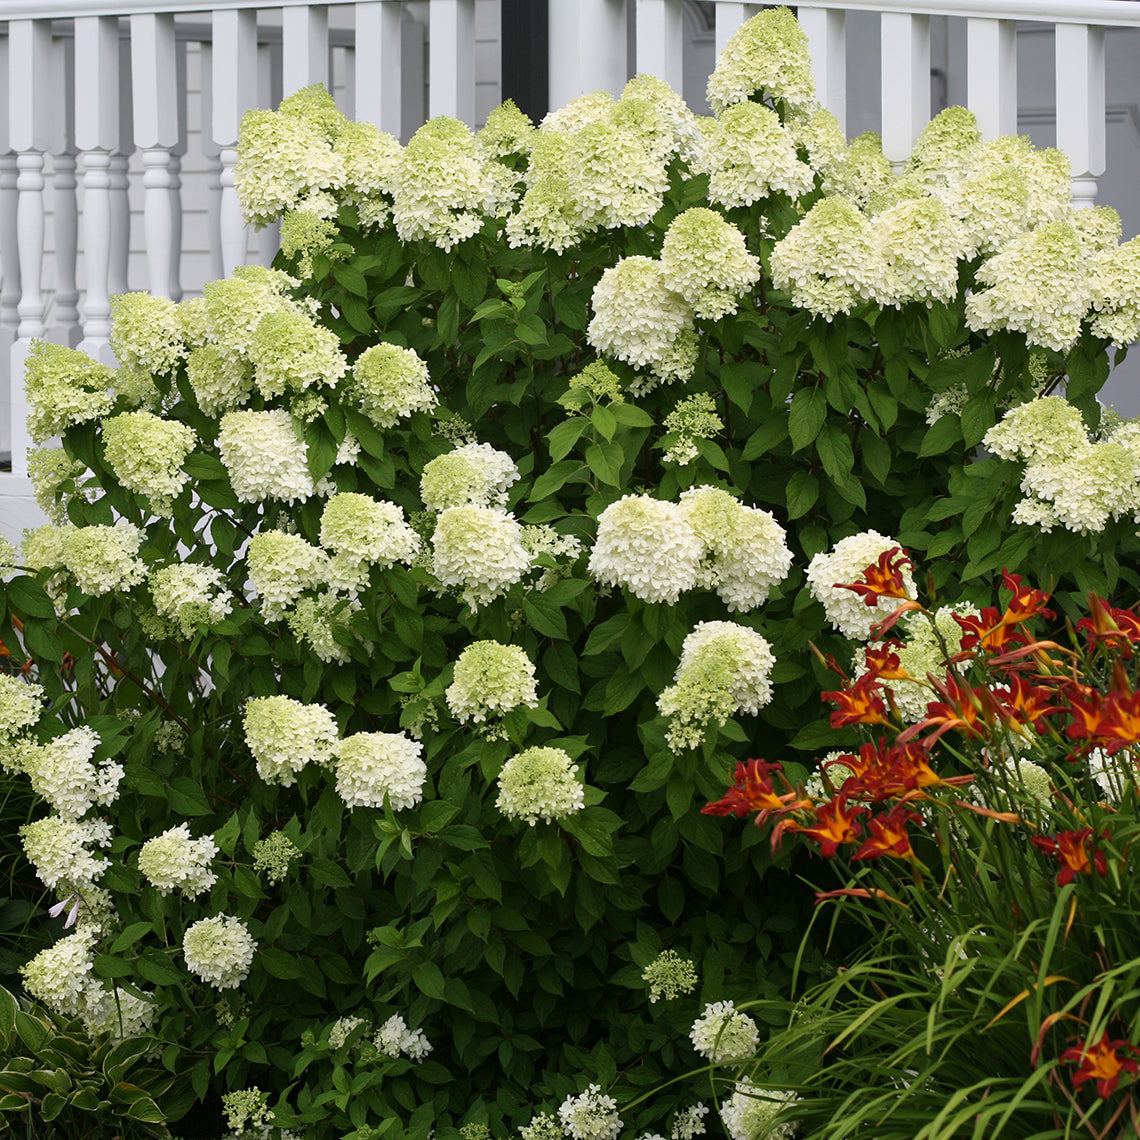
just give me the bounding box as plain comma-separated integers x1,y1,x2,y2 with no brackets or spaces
868,196,964,308
806,531,916,640
496,746,584,824
320,493,420,572
253,831,302,884
706,7,815,116
334,731,427,810
59,524,146,597
565,117,668,232
350,342,437,428
421,443,519,512
690,1000,760,1062
150,563,232,636
20,929,99,1019
20,814,112,891
242,695,337,786
184,343,255,416
558,1085,623,1140
138,824,218,898
642,949,699,1002
1089,235,1140,346
703,102,814,208
659,209,761,321
431,506,531,610
25,341,116,443
719,1081,799,1140
983,396,1090,466
0,674,44,744
658,621,777,752
28,447,88,525
110,292,186,375
446,641,538,724
101,411,196,516
904,106,981,187
248,306,347,399
218,408,321,504
478,98,535,157
23,726,121,820
246,531,328,620
824,131,893,207
589,495,703,605
287,592,368,663
505,131,587,254
374,1013,432,1060
183,915,257,989
671,1104,710,1140
662,394,724,466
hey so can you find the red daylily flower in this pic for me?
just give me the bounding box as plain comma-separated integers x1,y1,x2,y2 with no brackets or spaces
782,796,867,856
917,674,999,740
861,641,910,682
835,547,914,606
954,571,1054,657
994,674,1064,734
1030,828,1108,885
822,672,892,728
701,759,807,824
851,805,923,861
1061,1032,1140,1099
1065,686,1140,755
1076,594,1140,656
830,738,950,803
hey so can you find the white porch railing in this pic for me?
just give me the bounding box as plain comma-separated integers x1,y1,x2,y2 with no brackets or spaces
0,0,1138,544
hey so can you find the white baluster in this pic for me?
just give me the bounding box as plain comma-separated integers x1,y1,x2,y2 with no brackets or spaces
255,41,281,269
199,44,225,285
880,12,930,169
713,2,762,58
75,15,121,361
635,0,683,91
48,32,80,350
109,152,131,298
966,17,1017,140
355,0,404,136
283,4,330,95
0,33,20,418
1056,22,1105,210
798,6,847,135
428,0,475,124
548,0,627,108
9,18,54,477
131,13,183,299
212,9,259,278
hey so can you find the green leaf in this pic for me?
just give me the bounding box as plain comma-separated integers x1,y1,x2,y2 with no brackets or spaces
928,300,962,347
918,415,963,457
523,595,568,640
109,922,153,954
413,961,446,1001
260,947,304,980
788,388,826,452
786,470,819,519
137,949,182,986
585,442,623,487
6,576,55,620
609,403,654,428
310,858,352,888
815,423,854,486
529,459,583,502
742,417,788,461
546,418,588,463
591,405,617,442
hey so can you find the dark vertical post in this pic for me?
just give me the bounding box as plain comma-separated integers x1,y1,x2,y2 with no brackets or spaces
501,0,549,124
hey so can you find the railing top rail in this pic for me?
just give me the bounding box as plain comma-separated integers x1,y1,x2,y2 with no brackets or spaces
795,0,1140,27
0,0,356,19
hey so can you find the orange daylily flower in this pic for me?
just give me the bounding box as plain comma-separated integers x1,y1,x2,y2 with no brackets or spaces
954,571,1054,657
1030,828,1108,885
1076,594,1140,656
1061,1032,1140,1099
995,674,1064,734
1065,687,1140,755
822,672,892,728
835,547,914,606
851,805,923,861
916,674,1000,740
782,796,867,856
862,641,910,682
701,759,808,825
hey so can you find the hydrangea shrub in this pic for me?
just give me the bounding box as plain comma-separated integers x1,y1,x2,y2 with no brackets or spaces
5,8,1140,1137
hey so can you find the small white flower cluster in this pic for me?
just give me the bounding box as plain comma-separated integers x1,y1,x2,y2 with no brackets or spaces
150,563,233,636
246,531,328,620
659,208,762,321
590,490,792,610
326,1014,369,1050
28,446,89,526
421,442,520,511
641,949,699,1003
374,1012,433,1060
519,1112,565,1140
703,103,814,210
670,1104,710,1140
183,914,257,990
334,732,427,811
138,824,219,898
286,592,368,664
719,1081,799,1140
805,531,915,640
222,1087,275,1138
252,831,302,885
558,1085,623,1140
100,411,196,517
432,506,532,611
662,394,724,467
1087,235,1140,346
242,695,337,786
495,746,584,825
218,409,321,505
320,493,421,593
350,342,437,428
984,396,1140,534
446,641,539,725
658,622,776,753
689,1000,760,1063
23,726,122,820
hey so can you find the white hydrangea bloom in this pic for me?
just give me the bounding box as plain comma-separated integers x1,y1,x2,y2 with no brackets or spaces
23,726,121,820
287,592,369,663
589,495,703,606
0,674,44,744
327,1014,369,1050
1088,235,1140,347
1010,497,1062,531
904,107,981,188
496,746,584,825
659,208,761,321
247,307,347,399
110,292,186,375
20,815,112,890
658,622,776,753
690,1000,760,1063
983,396,1091,466
60,524,146,596
662,393,724,467
519,1112,565,1140
185,343,255,417
25,341,117,444
703,103,814,209
193,267,300,361
138,824,219,898
374,1013,432,1060
150,563,233,636
28,446,89,526
505,131,588,254
771,197,880,320
565,118,669,232
588,256,694,382
421,442,520,511
642,950,699,1003
621,74,705,167
446,641,538,724
558,1085,623,1140
1030,442,1140,534
183,915,257,989
333,731,427,811
320,493,420,575
824,131,894,208
252,830,302,885
671,1104,710,1140
431,506,531,611
21,929,99,1019
719,1081,799,1140
101,411,196,516
706,7,815,116
993,757,1052,808
868,197,964,309
242,695,337,786
678,486,793,612
805,531,916,640
246,531,328,620
965,220,1090,351
218,408,321,505
350,342,437,428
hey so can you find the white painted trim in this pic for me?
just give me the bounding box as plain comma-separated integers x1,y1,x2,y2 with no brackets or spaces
795,0,1140,27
